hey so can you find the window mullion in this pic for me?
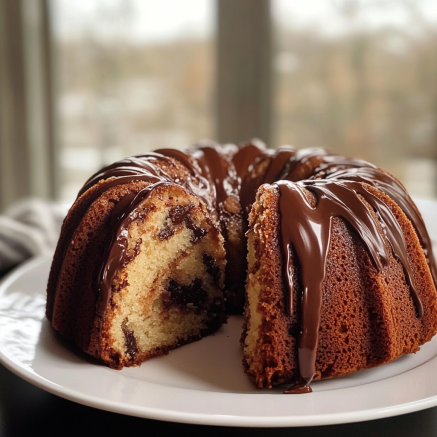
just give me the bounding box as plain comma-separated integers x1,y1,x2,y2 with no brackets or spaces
216,0,272,146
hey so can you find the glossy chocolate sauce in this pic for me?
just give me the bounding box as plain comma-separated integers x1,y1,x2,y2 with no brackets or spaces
280,151,437,285
231,142,265,183
97,181,171,316
82,152,215,215
158,146,243,215
189,145,239,206
276,179,422,392
263,148,297,185
278,148,335,181
279,149,372,182
154,148,215,210
323,166,437,286
239,147,296,219
78,153,174,197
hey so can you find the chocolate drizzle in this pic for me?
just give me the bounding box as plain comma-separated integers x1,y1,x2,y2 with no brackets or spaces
231,141,265,182
279,150,437,286
189,146,239,206
277,148,334,181
97,181,170,316
78,153,174,197
239,147,296,219
155,148,215,213
79,152,214,215
276,179,423,392
284,381,313,394
263,148,297,184
323,166,437,286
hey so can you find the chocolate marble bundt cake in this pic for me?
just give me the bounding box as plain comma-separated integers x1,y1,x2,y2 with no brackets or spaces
46,141,437,393
241,147,437,393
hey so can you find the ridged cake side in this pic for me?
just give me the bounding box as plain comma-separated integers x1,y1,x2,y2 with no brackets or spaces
242,183,437,388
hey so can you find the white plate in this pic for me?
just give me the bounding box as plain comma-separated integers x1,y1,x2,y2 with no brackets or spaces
1,199,437,427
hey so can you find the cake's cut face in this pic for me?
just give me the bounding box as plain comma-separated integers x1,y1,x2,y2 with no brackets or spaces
158,145,247,312
99,184,226,368
46,142,437,393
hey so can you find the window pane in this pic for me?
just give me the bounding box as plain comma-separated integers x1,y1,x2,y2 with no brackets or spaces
50,0,215,202
273,0,437,198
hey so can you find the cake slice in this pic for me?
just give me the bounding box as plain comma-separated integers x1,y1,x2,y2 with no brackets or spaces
47,180,226,369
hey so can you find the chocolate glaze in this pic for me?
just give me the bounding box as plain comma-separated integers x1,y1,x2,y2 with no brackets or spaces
97,181,170,316
263,148,297,184
276,179,422,390
239,147,296,220
279,148,372,182
278,150,437,287
231,141,265,183
278,148,334,181
155,149,200,175
283,380,312,394
322,166,437,286
78,153,174,197
159,145,237,209
189,145,239,206
79,152,214,215
155,148,215,213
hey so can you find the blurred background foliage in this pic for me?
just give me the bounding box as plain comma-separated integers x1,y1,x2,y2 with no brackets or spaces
2,0,437,205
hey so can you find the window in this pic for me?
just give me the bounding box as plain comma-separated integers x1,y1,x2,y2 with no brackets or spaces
273,0,437,198
51,0,215,201
1,0,436,210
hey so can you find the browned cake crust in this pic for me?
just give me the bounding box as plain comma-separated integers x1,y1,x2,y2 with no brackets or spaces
243,183,437,388
47,142,437,385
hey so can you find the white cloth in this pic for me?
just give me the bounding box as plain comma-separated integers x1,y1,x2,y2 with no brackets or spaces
0,198,69,271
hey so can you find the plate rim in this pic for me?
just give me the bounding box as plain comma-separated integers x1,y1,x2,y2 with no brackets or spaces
3,245,437,427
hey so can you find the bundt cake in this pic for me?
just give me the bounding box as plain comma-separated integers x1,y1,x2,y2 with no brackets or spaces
46,141,437,393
